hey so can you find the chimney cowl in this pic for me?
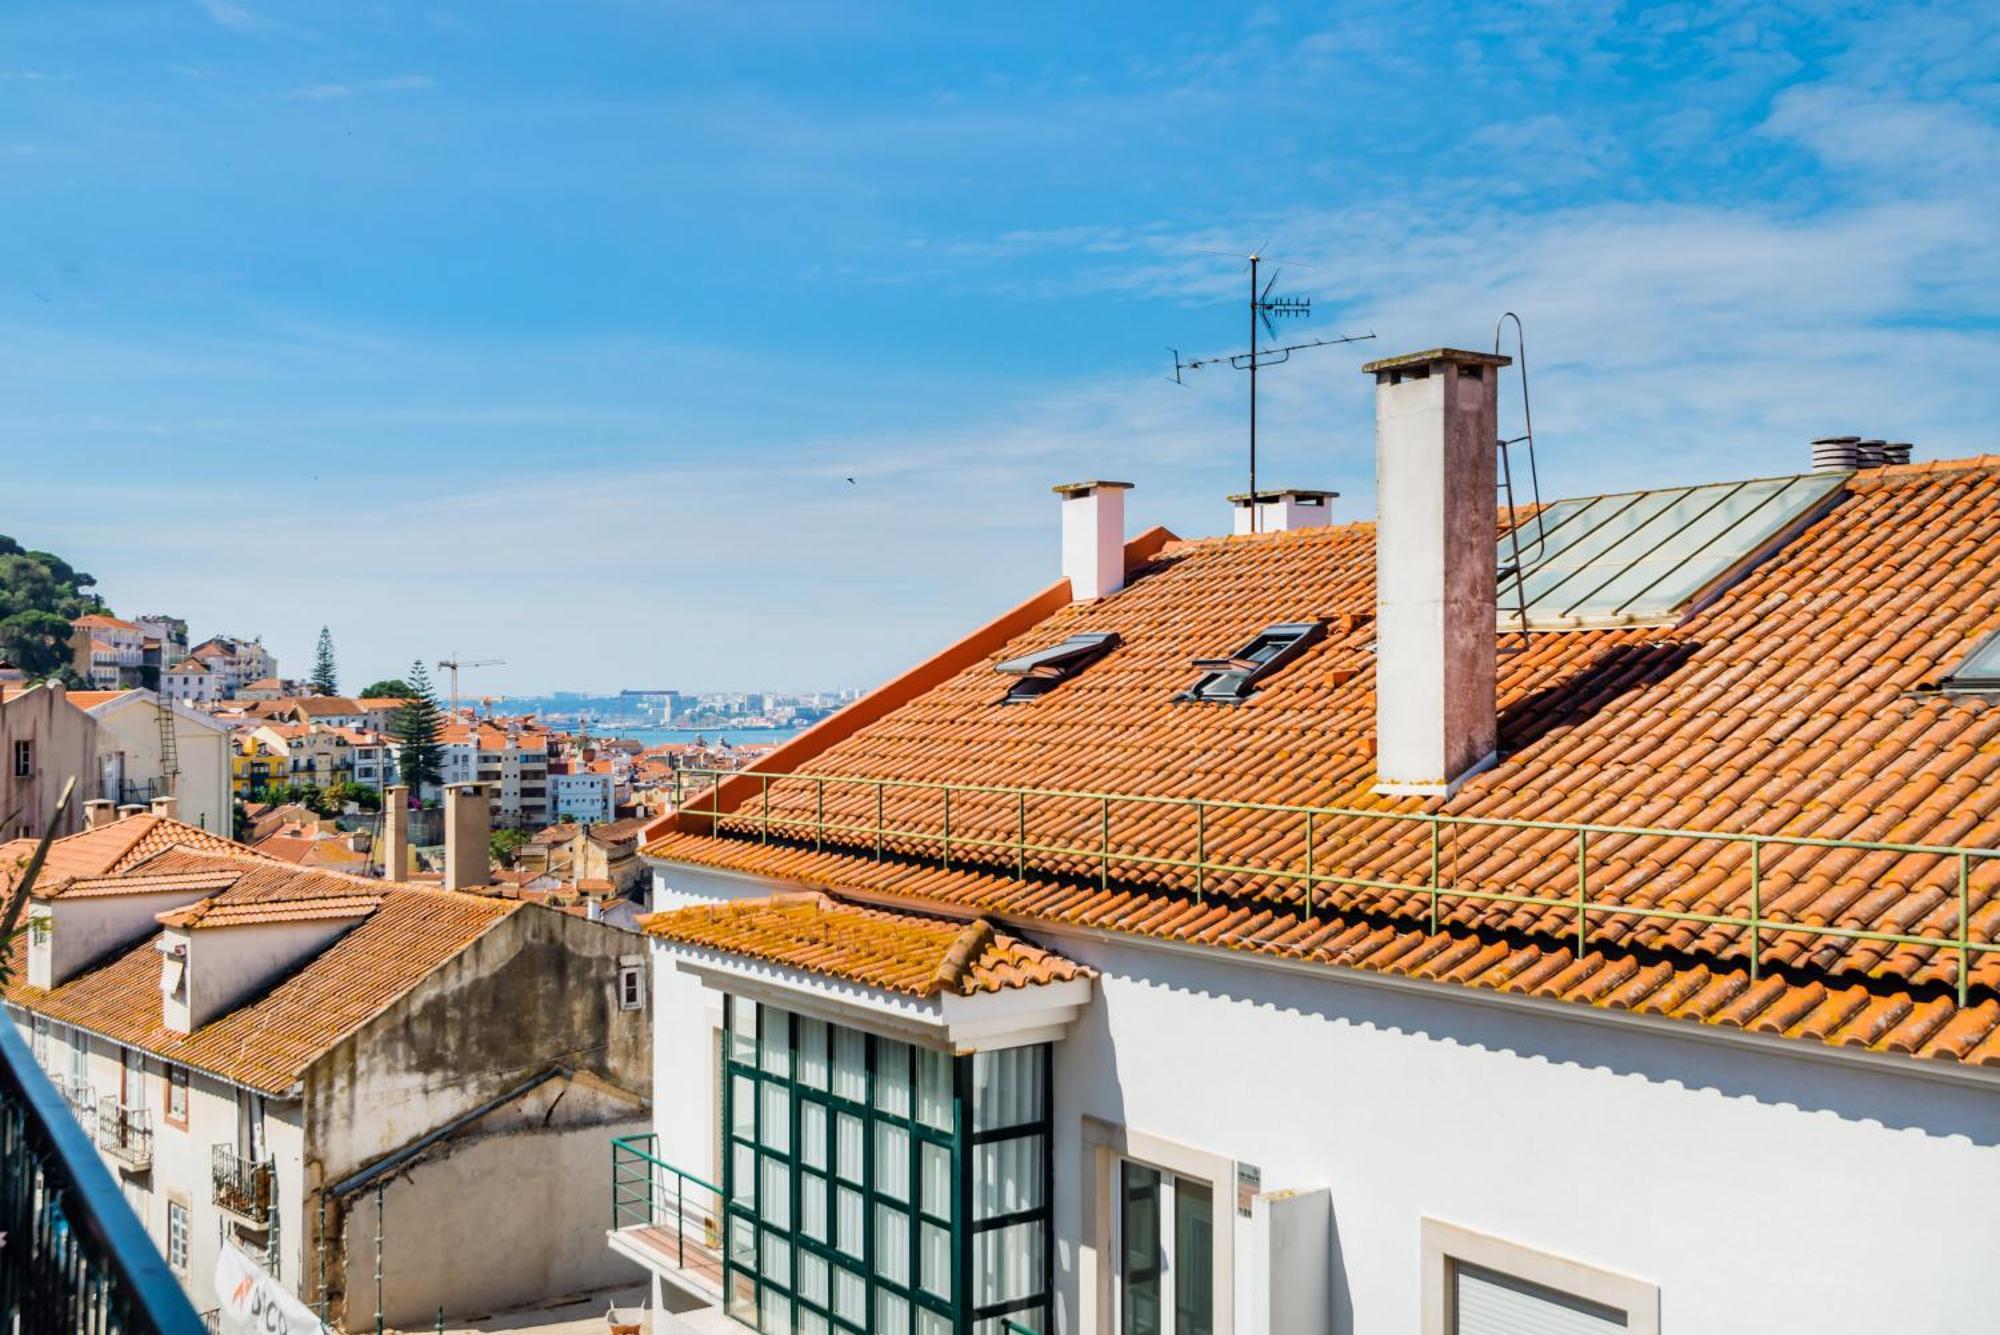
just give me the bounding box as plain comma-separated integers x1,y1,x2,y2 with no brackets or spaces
1228,488,1338,535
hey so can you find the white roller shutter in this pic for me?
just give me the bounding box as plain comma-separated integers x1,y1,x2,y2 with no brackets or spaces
1454,1262,1627,1335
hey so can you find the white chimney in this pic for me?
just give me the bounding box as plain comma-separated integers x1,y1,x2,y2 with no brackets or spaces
382,784,410,880
1230,488,1338,535
1054,480,1133,601
1366,348,1509,797
149,796,178,821
83,799,117,830
444,782,492,891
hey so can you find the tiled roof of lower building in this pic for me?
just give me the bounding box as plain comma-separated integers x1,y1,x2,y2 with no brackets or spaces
1,815,263,897
646,459,2000,1066
642,891,1088,997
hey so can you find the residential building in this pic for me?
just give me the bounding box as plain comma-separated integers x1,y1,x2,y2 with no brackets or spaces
231,731,287,800
530,817,649,896
350,732,399,791
0,681,101,839
438,719,551,828
234,677,292,702
550,759,617,824
5,805,652,1325
78,689,234,834
189,637,278,698
161,656,221,706
251,722,353,791
615,350,2000,1334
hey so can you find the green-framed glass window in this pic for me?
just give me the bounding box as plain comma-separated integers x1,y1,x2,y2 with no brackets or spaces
721,996,1054,1335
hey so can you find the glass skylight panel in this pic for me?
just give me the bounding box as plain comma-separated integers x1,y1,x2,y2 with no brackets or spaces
1944,630,2000,690
1180,621,1324,703
1500,473,1845,628
995,632,1119,702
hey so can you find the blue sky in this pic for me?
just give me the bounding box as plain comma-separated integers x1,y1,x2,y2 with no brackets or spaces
3,2,1995,694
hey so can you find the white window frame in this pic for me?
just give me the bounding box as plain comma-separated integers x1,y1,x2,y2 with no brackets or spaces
166,1198,190,1272
1080,1118,1236,1335
1421,1217,1659,1335
618,963,646,1011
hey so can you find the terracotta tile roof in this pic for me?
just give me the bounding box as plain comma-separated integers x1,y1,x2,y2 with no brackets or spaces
46,868,245,901
642,892,1088,997
292,696,362,716
647,459,2000,1064
2,816,261,896
6,881,516,1093
157,893,381,929
73,613,142,631
66,690,132,710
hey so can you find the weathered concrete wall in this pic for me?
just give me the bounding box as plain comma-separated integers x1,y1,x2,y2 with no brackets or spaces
340,1103,652,1326
0,682,98,839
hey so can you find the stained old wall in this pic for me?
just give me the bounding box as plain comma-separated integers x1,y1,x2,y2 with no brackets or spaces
304,903,650,1323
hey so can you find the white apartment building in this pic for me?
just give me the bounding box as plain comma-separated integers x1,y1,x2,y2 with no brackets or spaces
161,657,221,706
188,637,278,698
6,812,652,1327
80,689,234,835
551,763,617,824
612,347,2000,1335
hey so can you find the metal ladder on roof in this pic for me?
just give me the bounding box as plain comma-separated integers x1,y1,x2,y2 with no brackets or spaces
1494,312,1546,655
155,673,180,804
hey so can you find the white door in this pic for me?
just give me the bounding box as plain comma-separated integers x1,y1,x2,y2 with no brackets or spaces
122,1047,148,1112
1453,1264,1628,1334
1115,1160,1215,1335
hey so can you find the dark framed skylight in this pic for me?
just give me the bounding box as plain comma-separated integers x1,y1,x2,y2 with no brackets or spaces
995,631,1120,702
1178,621,1325,704
1498,472,1847,629
1943,628,2000,691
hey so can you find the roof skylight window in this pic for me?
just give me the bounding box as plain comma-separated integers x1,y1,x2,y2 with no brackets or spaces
1498,472,1846,629
995,632,1120,703
1943,629,2000,692
1179,621,1325,704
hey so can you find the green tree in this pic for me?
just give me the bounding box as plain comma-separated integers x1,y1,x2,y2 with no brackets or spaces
0,609,75,678
490,826,530,869
310,626,338,696
0,535,107,682
359,678,417,699
323,779,382,813
392,660,446,795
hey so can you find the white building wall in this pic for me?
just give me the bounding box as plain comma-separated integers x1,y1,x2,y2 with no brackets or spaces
648,862,2000,1335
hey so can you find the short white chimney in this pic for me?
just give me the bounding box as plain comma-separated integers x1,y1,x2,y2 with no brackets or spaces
1054,480,1133,602
149,795,178,821
443,782,492,891
83,799,116,830
1365,348,1509,797
1229,488,1338,535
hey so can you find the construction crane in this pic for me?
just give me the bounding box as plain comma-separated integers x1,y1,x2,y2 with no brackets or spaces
436,656,505,716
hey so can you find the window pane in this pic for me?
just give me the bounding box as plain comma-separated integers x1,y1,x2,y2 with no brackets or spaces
733,1144,757,1206
797,1018,830,1089
730,997,759,1065
762,1082,792,1154
875,1122,911,1201
831,1026,867,1103
875,1039,912,1118
920,1221,951,1300
762,1229,792,1286
874,1289,910,1335
1120,1164,1161,1335
733,1075,758,1140
920,1142,952,1222
915,1047,953,1131
974,1218,1044,1307
836,1186,865,1260
973,1046,1044,1131
800,1172,828,1243
761,1156,792,1229
799,1310,829,1335
1174,1177,1214,1335
833,1266,866,1323
835,1113,865,1184
800,1101,829,1170
919,1310,953,1335
974,1134,1043,1219
760,1285,793,1335
875,1204,911,1285
761,1006,792,1077
729,1215,757,1270
797,1250,828,1305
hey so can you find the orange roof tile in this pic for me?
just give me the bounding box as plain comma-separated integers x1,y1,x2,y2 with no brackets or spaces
157,893,381,929
2,815,262,897
646,459,2000,1065
642,892,1088,997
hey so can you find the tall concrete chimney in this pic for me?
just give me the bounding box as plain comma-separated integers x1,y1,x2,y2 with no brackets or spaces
443,782,492,891
382,785,410,881
1054,481,1133,602
1364,348,1510,797
1229,488,1338,535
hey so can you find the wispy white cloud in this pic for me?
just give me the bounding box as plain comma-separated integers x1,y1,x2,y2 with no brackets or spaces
196,0,255,32
283,74,433,101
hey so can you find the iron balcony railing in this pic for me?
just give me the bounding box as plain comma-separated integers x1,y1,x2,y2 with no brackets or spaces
609,1134,723,1282
211,1144,274,1224
672,766,2000,1005
0,1009,205,1333
57,1076,99,1128
97,1100,153,1172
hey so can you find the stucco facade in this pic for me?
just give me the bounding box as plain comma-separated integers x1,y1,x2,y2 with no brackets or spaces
0,680,99,839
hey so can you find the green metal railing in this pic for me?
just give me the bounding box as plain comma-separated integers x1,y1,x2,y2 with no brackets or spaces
671,766,2000,1005
610,1134,722,1278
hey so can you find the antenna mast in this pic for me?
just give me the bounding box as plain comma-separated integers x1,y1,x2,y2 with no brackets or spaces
1169,253,1374,530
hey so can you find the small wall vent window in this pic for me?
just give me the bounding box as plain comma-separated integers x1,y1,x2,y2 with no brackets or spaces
1943,629,2000,692
995,632,1121,703
1178,621,1325,704
618,964,646,1011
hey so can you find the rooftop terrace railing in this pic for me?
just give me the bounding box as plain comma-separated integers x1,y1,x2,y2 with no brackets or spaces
671,767,2000,1005
0,1010,205,1334
609,1134,722,1287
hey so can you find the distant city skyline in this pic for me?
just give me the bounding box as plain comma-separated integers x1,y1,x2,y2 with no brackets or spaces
6,1,1996,693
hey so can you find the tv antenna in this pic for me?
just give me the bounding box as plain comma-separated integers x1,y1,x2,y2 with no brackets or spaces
1167,252,1375,531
